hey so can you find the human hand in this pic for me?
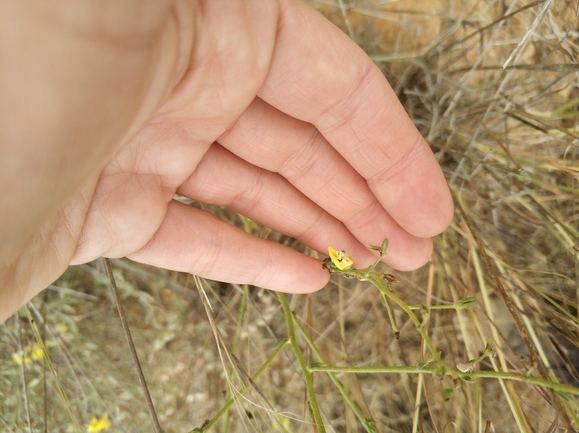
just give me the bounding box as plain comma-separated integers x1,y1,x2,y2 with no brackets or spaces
0,0,453,322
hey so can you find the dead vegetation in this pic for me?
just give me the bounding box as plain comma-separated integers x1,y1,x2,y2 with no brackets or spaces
2,1,579,432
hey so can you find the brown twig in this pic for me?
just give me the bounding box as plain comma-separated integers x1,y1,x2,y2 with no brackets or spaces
103,258,163,433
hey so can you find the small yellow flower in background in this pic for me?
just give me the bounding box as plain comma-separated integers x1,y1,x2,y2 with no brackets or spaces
55,322,69,334
12,352,26,366
12,342,44,366
87,412,110,433
328,246,354,270
30,343,44,361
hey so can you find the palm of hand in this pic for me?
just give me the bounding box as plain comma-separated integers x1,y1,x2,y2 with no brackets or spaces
1,0,453,322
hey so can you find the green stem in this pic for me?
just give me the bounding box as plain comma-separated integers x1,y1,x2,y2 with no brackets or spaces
326,238,444,369
367,274,442,367
231,285,248,355
308,364,579,396
407,297,477,311
25,306,83,433
380,293,400,339
292,315,377,432
191,338,290,433
277,293,326,432
237,214,253,234
223,284,249,433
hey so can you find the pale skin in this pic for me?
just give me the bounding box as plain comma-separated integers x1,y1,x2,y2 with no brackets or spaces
0,0,454,323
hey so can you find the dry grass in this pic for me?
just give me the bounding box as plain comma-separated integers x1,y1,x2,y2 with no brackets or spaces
2,1,579,432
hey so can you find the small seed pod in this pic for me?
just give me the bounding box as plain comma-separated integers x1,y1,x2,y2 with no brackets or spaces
383,274,399,284
457,362,475,373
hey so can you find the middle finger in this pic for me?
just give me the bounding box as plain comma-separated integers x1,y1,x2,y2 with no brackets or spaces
217,97,432,270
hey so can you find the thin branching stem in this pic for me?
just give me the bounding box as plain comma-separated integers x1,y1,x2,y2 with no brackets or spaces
308,364,579,396
192,338,290,433
325,239,443,368
292,315,378,432
367,274,443,368
277,293,326,432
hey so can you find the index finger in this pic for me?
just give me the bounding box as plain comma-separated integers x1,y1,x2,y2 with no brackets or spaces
258,0,453,238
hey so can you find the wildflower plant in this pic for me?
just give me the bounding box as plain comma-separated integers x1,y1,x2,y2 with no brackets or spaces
191,238,544,433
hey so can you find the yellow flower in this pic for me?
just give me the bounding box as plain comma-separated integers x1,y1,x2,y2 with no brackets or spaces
328,246,354,270
87,412,110,433
55,322,69,334
12,342,44,366
12,352,27,366
30,343,44,361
